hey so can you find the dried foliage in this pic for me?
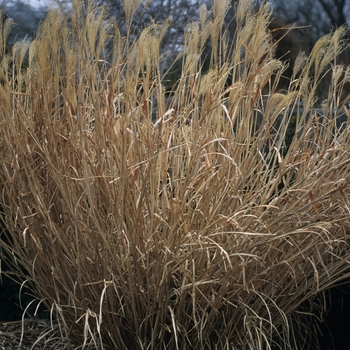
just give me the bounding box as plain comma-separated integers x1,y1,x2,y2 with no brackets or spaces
1,0,350,349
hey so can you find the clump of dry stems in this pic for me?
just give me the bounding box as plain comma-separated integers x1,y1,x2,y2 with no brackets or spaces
1,0,350,349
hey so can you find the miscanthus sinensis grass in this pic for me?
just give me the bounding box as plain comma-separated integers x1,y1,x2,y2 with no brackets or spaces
0,0,350,349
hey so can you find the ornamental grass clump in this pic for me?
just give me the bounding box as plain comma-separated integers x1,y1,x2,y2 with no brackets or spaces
1,0,350,349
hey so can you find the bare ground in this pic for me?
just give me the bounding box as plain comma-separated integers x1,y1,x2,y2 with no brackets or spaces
0,318,71,350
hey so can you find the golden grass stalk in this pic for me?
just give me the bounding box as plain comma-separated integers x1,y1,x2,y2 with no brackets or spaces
0,0,350,349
